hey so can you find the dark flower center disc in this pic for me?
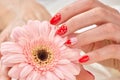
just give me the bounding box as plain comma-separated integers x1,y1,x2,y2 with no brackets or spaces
37,49,48,61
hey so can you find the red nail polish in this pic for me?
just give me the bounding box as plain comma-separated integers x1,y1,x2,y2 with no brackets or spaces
79,55,89,63
56,25,67,35
86,70,95,79
65,37,77,45
65,40,71,44
50,13,61,25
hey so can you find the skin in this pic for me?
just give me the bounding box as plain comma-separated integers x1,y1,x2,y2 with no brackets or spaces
0,0,93,80
54,0,120,63
50,0,120,79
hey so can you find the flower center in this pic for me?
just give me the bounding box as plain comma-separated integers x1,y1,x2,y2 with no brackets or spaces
37,49,48,61
32,47,54,66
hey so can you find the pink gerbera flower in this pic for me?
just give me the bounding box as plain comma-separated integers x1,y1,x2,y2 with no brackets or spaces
1,21,80,80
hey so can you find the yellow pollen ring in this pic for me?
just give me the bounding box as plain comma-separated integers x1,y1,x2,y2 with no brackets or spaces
31,46,54,66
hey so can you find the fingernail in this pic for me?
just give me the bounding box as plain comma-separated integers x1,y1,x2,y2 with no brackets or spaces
50,13,61,25
56,24,67,35
86,70,95,79
79,55,89,63
65,37,77,45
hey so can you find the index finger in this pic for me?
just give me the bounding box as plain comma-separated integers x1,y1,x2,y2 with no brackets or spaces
50,0,118,25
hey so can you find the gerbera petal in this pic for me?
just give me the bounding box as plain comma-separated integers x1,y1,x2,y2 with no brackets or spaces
1,54,26,67
39,76,46,80
48,26,56,41
26,71,40,80
26,20,40,38
54,36,67,47
57,66,76,80
11,27,30,41
64,63,80,75
61,49,80,62
8,63,27,79
54,68,64,79
58,59,70,64
8,65,19,79
46,71,60,80
41,21,51,36
1,42,23,55
20,64,33,78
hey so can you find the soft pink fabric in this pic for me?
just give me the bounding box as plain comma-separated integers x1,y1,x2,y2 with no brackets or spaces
1,20,81,80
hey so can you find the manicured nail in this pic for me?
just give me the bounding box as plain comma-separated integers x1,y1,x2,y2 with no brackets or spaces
79,55,89,63
86,70,95,79
65,37,77,45
56,24,67,35
50,13,61,25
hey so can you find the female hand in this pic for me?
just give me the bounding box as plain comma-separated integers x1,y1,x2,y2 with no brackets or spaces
0,62,10,80
0,0,95,80
50,0,120,65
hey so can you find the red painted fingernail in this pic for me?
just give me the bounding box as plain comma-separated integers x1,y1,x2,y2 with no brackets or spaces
79,55,89,63
86,70,95,79
56,24,67,35
65,39,71,44
50,13,61,25
65,37,77,45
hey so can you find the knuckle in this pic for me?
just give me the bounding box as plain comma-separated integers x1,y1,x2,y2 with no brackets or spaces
104,23,119,34
111,8,120,14
94,7,106,17
109,45,119,52
103,23,120,42
85,0,96,6
93,50,102,60
77,0,96,9
109,45,120,57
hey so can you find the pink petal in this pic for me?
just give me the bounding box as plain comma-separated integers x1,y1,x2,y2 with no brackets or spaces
58,59,70,64
54,68,64,79
26,71,40,80
8,65,20,79
61,49,80,62
25,20,40,38
1,42,23,55
20,65,33,78
46,71,60,80
8,63,27,79
39,76,46,80
39,21,51,37
63,63,80,75
48,26,56,41
57,66,76,80
54,36,67,47
1,54,26,67
10,27,30,41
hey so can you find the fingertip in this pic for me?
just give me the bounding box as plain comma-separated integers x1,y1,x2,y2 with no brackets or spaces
56,24,68,35
79,55,90,63
50,13,61,25
65,37,78,45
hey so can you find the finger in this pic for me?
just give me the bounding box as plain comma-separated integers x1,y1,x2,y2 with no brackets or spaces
50,0,119,25
56,7,120,36
0,28,10,44
78,44,120,64
68,23,120,47
0,23,14,44
0,64,11,80
76,66,95,80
